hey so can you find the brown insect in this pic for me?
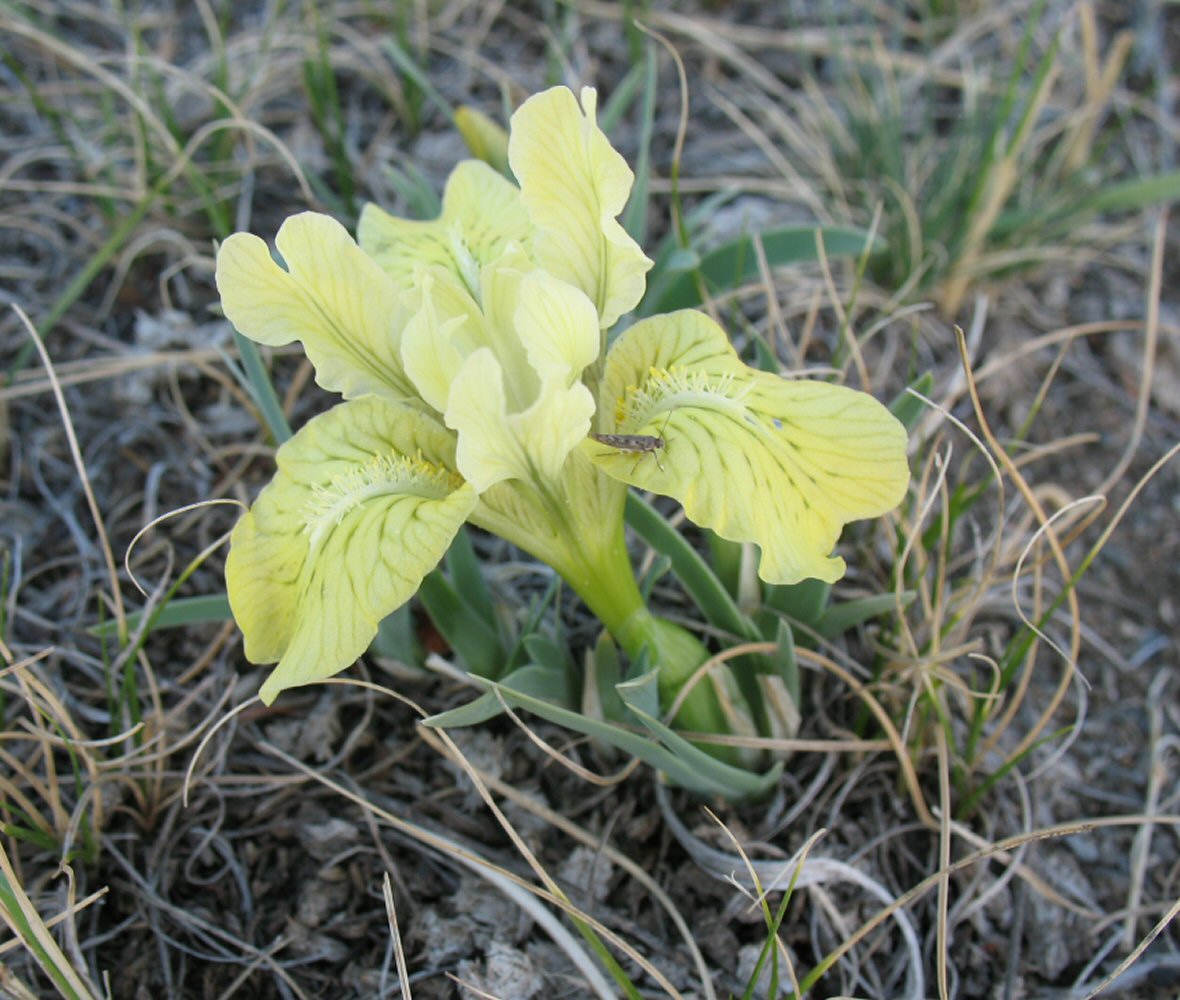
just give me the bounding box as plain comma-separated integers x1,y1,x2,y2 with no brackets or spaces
591,415,669,471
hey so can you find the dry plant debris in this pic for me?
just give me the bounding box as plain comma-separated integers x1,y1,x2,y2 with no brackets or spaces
2,1,1178,997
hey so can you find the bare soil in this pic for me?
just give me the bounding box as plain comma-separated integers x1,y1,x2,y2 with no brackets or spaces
2,2,1178,998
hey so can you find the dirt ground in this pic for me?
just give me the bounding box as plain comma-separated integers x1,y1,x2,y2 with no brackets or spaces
2,2,1179,997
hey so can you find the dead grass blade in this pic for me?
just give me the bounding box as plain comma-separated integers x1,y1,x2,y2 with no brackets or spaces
0,843,103,1000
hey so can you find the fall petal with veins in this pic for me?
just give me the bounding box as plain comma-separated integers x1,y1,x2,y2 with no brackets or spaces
588,310,910,584
226,397,476,703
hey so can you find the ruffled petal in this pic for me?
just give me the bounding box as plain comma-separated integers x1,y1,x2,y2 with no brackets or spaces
358,160,532,294
216,212,414,401
590,310,910,584
445,348,595,492
509,86,651,329
226,397,476,703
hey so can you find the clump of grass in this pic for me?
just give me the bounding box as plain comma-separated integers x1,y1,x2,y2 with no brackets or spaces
868,206,1172,826
715,1,1173,315
3,0,1179,996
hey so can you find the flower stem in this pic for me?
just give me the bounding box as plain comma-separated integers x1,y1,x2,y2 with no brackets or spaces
558,518,736,756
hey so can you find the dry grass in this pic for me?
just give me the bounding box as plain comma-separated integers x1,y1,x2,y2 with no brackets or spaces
2,0,1178,997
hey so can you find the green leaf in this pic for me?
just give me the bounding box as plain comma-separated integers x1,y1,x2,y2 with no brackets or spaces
817,590,915,640
522,633,575,674
648,225,884,313
88,593,232,638
425,667,779,799
445,526,496,628
889,371,935,432
764,617,800,707
418,571,504,679
616,670,784,799
624,493,753,640
587,632,627,723
637,552,673,602
369,602,423,664
423,663,574,728
763,578,831,626
705,531,743,601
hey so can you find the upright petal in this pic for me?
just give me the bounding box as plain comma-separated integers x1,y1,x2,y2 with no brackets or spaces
590,311,910,584
509,86,652,329
400,273,477,414
513,269,600,385
446,348,595,492
216,213,414,401
226,397,477,703
358,160,532,295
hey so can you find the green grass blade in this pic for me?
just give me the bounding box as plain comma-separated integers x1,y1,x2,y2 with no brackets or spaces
88,593,232,638
957,725,1073,819
650,225,884,313
598,59,646,135
624,493,753,640
230,331,292,444
817,591,915,640
0,848,99,1000
428,669,781,799
382,37,454,124
889,372,935,431
621,46,657,245
417,571,504,679
1086,171,1180,213
5,181,164,379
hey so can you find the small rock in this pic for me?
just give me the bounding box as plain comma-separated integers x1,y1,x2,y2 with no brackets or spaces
558,846,612,903
411,908,474,966
295,870,350,929
299,818,359,861
457,942,543,999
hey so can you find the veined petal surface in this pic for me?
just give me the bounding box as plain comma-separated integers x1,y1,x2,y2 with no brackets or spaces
446,348,595,492
216,213,414,401
226,398,476,703
400,273,478,415
590,310,910,584
509,86,651,329
513,269,600,384
358,160,532,295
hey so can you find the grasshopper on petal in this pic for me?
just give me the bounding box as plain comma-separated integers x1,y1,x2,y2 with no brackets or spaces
591,414,669,471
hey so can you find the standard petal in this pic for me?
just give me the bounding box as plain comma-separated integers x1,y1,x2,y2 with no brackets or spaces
216,213,414,400
446,349,595,492
509,86,652,329
400,275,473,414
226,397,477,703
513,269,600,384
590,310,910,584
358,160,532,294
